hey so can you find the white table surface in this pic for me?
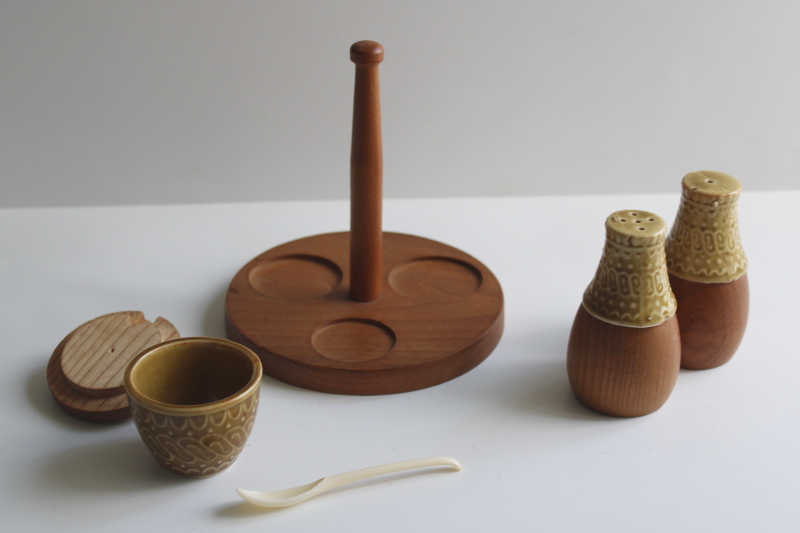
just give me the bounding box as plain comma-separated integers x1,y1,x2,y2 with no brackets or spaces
1,191,797,532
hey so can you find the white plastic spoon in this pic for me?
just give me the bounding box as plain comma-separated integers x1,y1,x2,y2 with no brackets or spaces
236,456,462,508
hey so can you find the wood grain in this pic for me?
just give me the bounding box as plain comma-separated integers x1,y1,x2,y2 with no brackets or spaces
47,332,130,423
669,273,749,370
349,40,384,303
48,312,180,422
226,231,504,395
154,316,181,342
60,311,161,397
567,304,681,417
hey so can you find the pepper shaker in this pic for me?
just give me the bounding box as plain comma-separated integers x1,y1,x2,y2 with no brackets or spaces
665,171,748,369
567,210,680,417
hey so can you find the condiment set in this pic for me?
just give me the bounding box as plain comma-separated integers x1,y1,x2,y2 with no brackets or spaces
43,40,749,504
567,174,748,416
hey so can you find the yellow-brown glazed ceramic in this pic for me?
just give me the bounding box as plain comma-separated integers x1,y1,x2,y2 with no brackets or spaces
582,210,677,328
124,337,262,478
665,170,747,283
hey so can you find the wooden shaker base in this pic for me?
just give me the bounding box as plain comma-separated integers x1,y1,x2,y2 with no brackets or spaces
669,273,749,370
567,305,681,417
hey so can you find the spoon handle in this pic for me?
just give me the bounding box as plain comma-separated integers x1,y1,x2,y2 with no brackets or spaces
318,456,462,492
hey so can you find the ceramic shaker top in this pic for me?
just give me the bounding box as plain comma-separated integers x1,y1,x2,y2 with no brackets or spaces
583,210,677,328
665,171,748,283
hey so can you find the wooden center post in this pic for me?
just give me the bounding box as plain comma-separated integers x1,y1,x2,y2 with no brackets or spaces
349,41,383,303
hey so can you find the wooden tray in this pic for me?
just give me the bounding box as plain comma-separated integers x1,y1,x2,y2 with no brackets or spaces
226,42,504,394
226,231,503,394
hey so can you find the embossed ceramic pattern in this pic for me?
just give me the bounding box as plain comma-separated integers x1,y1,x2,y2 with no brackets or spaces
665,170,748,283
583,210,677,328
124,338,262,478
129,391,259,478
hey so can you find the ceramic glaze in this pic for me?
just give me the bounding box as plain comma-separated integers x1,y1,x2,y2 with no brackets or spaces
582,210,677,328
128,392,259,478
665,170,747,283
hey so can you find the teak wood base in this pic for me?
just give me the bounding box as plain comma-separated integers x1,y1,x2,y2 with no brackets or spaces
567,304,680,417
669,273,749,370
225,231,504,395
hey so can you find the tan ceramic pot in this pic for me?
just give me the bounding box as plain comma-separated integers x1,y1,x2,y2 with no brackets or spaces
124,337,262,478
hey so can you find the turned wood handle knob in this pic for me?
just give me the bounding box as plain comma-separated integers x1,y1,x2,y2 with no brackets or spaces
349,40,384,302
350,41,384,64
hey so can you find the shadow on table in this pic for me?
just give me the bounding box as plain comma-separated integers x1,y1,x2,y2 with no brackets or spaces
25,363,131,432
36,439,183,494
215,501,287,518
461,324,606,421
202,282,229,339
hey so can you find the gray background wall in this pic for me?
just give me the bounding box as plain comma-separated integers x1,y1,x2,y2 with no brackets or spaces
1,0,798,208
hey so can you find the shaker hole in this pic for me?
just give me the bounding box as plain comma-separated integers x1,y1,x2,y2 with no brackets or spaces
634,220,642,223
706,179,714,183
638,227,645,231
648,218,655,221
620,218,627,222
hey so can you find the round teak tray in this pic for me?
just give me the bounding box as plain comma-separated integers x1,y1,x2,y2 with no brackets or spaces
225,231,504,395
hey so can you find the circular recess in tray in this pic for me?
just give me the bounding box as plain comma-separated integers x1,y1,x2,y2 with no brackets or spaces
389,257,482,302
312,318,396,362
249,255,342,301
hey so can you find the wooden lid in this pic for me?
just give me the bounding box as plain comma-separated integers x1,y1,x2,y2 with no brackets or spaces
47,311,179,422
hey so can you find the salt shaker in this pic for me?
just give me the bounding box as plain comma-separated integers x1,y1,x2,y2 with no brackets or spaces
567,210,680,417
665,171,748,369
